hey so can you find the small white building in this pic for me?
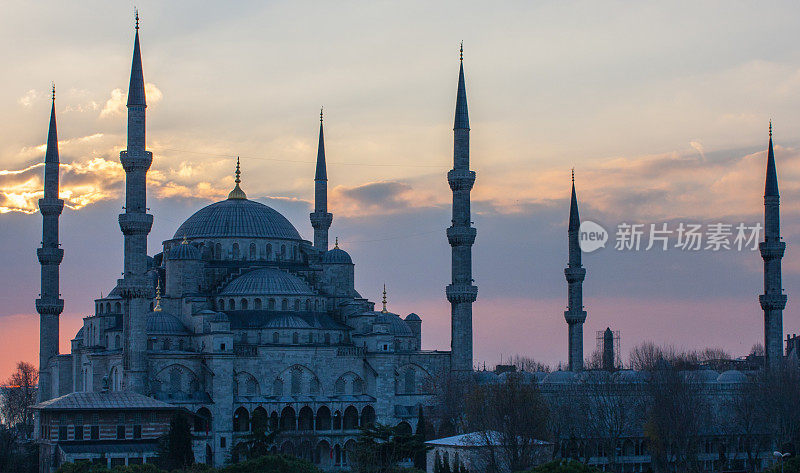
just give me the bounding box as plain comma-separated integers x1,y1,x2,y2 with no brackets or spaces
426,431,552,473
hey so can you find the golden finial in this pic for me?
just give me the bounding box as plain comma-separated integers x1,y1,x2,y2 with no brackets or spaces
381,284,388,313
51,82,55,102
320,107,324,123
571,168,574,183
154,281,162,312
227,156,247,199
134,7,139,30
459,41,463,62
181,235,188,245
769,120,773,138
334,237,339,249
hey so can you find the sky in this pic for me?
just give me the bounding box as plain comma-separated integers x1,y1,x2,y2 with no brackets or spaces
1,0,800,380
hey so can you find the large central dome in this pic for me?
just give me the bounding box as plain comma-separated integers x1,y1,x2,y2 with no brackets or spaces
173,198,302,240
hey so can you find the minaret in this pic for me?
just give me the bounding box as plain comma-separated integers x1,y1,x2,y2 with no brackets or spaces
310,108,333,251
564,171,587,372
446,43,478,372
118,12,153,394
36,86,64,402
759,121,787,371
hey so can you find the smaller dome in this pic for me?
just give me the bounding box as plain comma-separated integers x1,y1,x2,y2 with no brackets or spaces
682,369,719,383
169,243,201,260
373,313,413,336
322,247,353,264
147,312,188,334
221,268,315,296
614,370,648,383
474,371,499,385
717,370,747,384
405,313,421,322
543,371,576,384
209,312,229,323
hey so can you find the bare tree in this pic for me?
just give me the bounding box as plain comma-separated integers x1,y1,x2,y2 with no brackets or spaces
718,375,771,473
628,341,665,371
749,343,765,357
464,373,551,473
1,362,38,440
511,355,551,373
584,349,603,370
761,365,800,455
643,366,710,473
578,372,646,472
426,370,475,437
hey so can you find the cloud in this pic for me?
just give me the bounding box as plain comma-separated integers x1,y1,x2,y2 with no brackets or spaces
17,89,39,108
331,180,441,216
100,83,162,118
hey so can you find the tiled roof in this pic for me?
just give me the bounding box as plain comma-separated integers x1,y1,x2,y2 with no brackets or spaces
173,198,301,240
59,440,159,454
33,391,178,411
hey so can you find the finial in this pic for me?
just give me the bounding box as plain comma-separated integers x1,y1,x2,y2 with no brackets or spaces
571,168,575,183
459,41,463,62
381,284,387,313
334,237,339,249
227,157,247,199
769,120,773,138
134,8,139,30
51,82,55,102
320,107,324,123
154,281,162,312
181,235,188,245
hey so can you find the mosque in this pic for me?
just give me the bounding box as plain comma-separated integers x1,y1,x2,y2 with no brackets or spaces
31,13,789,473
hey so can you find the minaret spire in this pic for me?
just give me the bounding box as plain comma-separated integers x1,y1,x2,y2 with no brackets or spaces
760,122,786,370
227,157,247,199
310,107,333,251
447,43,478,372
118,13,154,394
564,171,587,371
36,85,65,401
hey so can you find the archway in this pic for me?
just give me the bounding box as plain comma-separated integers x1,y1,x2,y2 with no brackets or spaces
316,440,332,467
280,440,294,455
251,406,268,432
361,405,376,427
195,407,212,433
233,406,249,432
298,406,314,431
316,406,331,430
397,421,412,435
343,406,359,430
205,444,213,465
280,406,296,431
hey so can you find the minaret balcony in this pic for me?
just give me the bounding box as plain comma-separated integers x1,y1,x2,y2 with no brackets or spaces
759,241,786,259
564,267,586,283
446,283,478,303
37,247,64,265
117,278,151,298
447,226,477,246
118,213,154,235
447,169,476,191
760,293,788,311
309,211,333,228
564,310,587,324
38,198,64,216
35,298,64,315
119,150,153,172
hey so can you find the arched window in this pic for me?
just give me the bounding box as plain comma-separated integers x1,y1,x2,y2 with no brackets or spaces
233,407,249,432
360,406,376,427
249,242,256,259
307,332,313,344
281,299,288,310
292,333,299,345
280,407,296,431
169,369,181,393
298,407,314,431
305,299,310,311
316,406,331,430
266,243,272,260
324,333,331,345
232,243,240,259
268,298,275,310
310,377,320,395
273,378,284,396
343,406,359,430
229,299,235,310
352,378,364,395
163,338,171,350
404,368,415,394
246,378,258,396
292,246,297,260
314,300,319,311
291,368,302,394
294,299,300,311
178,339,185,351
280,245,286,258
334,378,345,395
97,304,102,314
195,407,212,432
114,335,120,349
273,332,279,344
219,299,225,310
254,298,262,310
214,243,222,259
115,302,121,313
240,299,248,310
